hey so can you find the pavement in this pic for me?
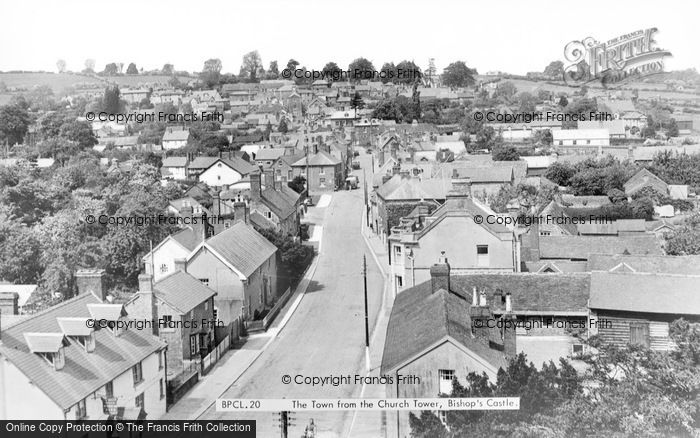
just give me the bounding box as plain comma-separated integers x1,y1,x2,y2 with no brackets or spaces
163,151,393,437
193,151,388,437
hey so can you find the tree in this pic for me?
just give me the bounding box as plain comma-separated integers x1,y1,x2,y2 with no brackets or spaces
665,213,700,255
267,61,279,78
379,62,396,84
101,63,119,76
288,175,306,194
322,62,342,81
558,95,569,107
0,209,42,283
494,81,517,101
278,118,288,134
372,99,401,122
0,104,31,145
56,59,67,73
543,60,564,78
492,146,520,161
83,59,96,74
126,63,138,75
139,97,153,109
240,50,263,81
351,91,365,109
545,161,575,186
517,91,537,113
59,120,98,149
161,63,174,75
102,85,122,114
200,58,222,87
286,59,300,71
348,58,375,82
395,60,422,84
442,61,477,88
39,112,69,140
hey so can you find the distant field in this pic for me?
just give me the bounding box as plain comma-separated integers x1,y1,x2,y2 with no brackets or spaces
0,72,103,92
0,72,191,93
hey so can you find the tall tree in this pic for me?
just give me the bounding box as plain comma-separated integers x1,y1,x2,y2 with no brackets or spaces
126,63,138,75
442,61,477,88
83,59,96,74
348,58,375,82
543,60,564,78
102,63,119,76
379,62,396,84
102,85,122,114
200,58,222,87
395,60,422,84
240,50,263,81
322,62,342,81
267,60,279,78
161,63,174,75
0,104,31,145
286,59,300,71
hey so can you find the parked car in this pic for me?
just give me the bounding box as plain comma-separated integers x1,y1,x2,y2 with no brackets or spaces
345,175,359,190
352,160,360,169
353,150,360,157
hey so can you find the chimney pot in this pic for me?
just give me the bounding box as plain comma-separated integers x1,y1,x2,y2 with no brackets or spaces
429,251,450,294
505,293,512,312
479,291,487,307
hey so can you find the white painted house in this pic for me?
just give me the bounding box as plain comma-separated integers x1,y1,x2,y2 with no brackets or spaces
197,157,257,187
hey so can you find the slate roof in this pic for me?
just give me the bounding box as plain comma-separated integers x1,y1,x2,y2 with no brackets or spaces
153,271,216,313
255,148,286,161
587,254,700,275
291,150,340,167
200,157,258,176
452,166,514,183
162,130,190,142
161,156,188,168
589,271,700,314
381,284,507,375
375,175,450,201
0,294,165,410
449,273,591,314
171,226,206,252
624,168,668,195
539,235,663,260
198,221,277,278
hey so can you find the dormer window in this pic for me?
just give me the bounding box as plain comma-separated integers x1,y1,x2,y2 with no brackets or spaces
24,333,68,371
87,304,127,337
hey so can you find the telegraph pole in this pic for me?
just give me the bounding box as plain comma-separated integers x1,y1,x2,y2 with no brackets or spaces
362,255,370,371
363,168,369,228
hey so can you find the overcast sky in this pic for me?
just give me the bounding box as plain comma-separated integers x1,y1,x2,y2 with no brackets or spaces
2,0,698,75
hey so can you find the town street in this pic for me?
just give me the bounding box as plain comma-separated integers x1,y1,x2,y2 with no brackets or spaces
200,153,385,437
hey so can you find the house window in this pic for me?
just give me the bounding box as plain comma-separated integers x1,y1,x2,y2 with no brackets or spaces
539,231,551,236
288,170,292,179
319,168,325,175
160,264,168,274
586,140,591,145
158,350,164,370
162,315,174,331
558,141,563,146
75,398,87,420
265,211,272,219
105,381,114,398
438,369,455,395
572,140,577,145
213,307,219,323
630,322,650,348
199,278,209,287
320,177,326,184
395,275,403,288
204,301,209,311
190,334,199,357
132,362,143,386
437,410,447,425
225,222,231,229
135,393,144,409
159,379,165,399
476,245,489,267
394,245,402,258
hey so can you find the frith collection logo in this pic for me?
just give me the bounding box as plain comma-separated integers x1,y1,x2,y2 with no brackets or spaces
563,28,672,87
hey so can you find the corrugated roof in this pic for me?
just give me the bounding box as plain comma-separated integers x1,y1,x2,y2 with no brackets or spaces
589,272,700,314
201,221,277,278
154,271,216,313
0,294,165,410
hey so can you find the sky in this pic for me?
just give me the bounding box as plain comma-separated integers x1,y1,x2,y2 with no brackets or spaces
1,0,698,75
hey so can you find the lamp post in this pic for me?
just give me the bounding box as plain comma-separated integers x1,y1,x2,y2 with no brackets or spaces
362,255,370,371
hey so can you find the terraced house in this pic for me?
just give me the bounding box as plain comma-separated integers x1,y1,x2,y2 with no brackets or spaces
0,270,167,420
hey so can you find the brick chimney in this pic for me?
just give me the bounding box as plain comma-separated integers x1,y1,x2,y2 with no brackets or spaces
234,197,249,224
429,251,450,293
212,192,221,216
138,273,159,336
0,292,19,316
250,172,262,200
469,288,491,343
75,269,108,301
263,168,274,190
